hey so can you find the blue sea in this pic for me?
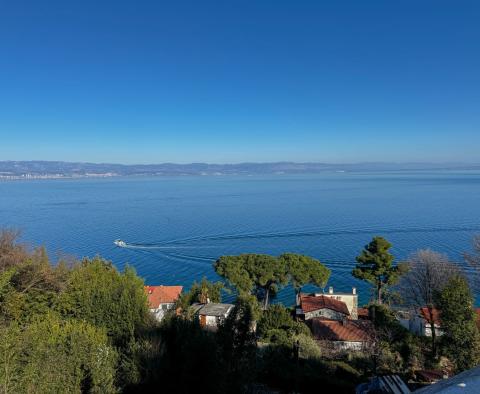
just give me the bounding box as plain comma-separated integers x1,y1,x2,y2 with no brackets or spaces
1,171,480,305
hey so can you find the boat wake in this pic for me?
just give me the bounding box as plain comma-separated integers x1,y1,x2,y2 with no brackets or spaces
114,223,480,250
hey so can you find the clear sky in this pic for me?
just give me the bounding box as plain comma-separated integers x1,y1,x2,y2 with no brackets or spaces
0,1,479,164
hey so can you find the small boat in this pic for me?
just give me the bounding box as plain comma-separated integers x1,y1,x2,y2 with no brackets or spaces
114,239,126,247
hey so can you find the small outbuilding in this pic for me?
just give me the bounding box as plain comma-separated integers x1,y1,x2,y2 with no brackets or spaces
192,302,235,330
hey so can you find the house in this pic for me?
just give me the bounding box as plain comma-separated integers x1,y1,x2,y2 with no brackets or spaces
410,307,443,337
310,317,373,351
297,293,350,321
410,307,480,337
192,302,235,330
144,285,183,321
318,286,359,319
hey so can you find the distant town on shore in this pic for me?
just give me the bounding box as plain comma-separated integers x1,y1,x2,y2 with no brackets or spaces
1,160,479,180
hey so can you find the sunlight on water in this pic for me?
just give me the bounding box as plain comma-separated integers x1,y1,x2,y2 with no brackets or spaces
1,171,480,305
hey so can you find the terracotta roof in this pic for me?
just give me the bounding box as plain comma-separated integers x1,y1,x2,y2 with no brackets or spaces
300,294,350,315
357,308,370,319
144,285,183,308
310,318,373,342
420,307,480,328
419,307,441,325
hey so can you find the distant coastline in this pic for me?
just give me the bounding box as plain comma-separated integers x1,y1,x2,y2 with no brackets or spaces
1,160,479,180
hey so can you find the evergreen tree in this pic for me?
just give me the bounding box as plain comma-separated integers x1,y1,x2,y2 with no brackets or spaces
436,275,480,372
279,253,330,302
214,254,288,308
352,237,406,304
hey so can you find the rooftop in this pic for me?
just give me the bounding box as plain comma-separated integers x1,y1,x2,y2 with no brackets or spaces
419,307,480,329
144,285,183,308
195,303,235,317
310,318,373,342
300,294,350,315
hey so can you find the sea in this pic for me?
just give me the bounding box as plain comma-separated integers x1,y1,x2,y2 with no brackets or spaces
1,171,480,305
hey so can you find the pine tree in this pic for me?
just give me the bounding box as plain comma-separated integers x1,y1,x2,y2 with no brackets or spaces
352,237,406,304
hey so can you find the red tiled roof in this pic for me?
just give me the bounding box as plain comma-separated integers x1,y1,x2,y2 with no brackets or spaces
144,285,183,308
420,307,480,327
300,294,350,315
357,308,370,319
310,318,373,342
419,307,441,325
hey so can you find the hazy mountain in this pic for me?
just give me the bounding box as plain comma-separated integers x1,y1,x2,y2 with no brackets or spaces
0,160,479,179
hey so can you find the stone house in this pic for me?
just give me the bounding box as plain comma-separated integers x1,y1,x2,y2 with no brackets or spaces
297,294,350,321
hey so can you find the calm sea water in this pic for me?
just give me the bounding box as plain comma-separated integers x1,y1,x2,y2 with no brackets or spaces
1,172,480,305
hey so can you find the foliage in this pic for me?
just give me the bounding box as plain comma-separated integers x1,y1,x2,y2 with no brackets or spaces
177,277,224,309
398,248,459,357
216,295,260,393
279,253,330,298
0,314,117,394
257,304,310,343
259,344,360,393
295,333,322,360
435,275,480,372
154,315,222,394
57,257,150,346
214,254,288,308
352,237,407,304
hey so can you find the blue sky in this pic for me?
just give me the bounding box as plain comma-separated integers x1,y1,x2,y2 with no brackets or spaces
0,1,479,164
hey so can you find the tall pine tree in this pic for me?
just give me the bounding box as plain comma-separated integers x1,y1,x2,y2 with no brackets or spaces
352,237,406,304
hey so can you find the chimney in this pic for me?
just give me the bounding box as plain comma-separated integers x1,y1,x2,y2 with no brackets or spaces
352,287,356,295
328,286,334,294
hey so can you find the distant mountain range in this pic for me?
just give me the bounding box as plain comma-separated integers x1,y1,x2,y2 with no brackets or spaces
0,161,479,179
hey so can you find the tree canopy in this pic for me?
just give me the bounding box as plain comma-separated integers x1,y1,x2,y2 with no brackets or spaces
214,254,288,308
177,277,224,309
435,275,480,372
280,253,330,299
352,237,407,304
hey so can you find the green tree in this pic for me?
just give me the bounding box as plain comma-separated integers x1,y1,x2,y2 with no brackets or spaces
57,257,151,387
57,257,150,346
214,254,288,308
0,314,117,394
217,295,260,393
435,275,480,372
279,253,330,302
177,277,224,309
156,315,221,393
352,237,407,304
257,304,310,343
